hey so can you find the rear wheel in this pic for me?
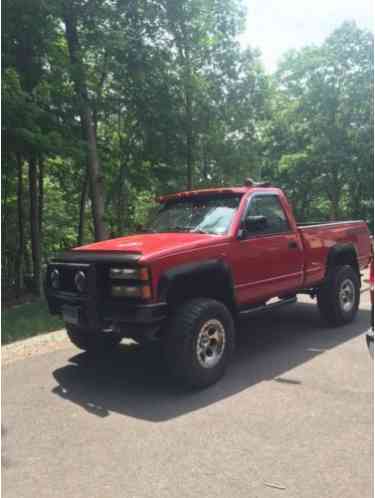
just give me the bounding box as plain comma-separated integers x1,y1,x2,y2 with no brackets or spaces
66,325,122,352
163,298,235,388
317,265,360,326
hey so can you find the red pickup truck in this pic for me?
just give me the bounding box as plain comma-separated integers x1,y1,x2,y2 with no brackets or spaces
45,181,372,387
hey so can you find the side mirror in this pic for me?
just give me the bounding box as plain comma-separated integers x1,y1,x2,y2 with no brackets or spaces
244,215,267,233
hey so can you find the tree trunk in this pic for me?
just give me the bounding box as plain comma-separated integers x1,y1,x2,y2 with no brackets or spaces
184,52,193,190
328,183,340,221
16,154,25,297
82,107,107,241
63,1,107,241
175,19,194,191
2,158,9,292
117,162,128,235
2,162,8,229
28,157,42,296
186,93,193,190
329,199,339,221
77,168,89,246
38,158,44,238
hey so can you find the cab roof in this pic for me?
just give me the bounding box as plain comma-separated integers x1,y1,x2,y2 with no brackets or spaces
158,187,249,203
157,178,277,203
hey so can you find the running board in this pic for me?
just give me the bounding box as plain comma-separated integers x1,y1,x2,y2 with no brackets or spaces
239,296,297,317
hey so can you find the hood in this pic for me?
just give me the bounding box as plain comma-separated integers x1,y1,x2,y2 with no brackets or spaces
74,232,227,261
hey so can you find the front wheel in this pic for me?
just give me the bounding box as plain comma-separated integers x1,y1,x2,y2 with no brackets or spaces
163,298,235,388
317,265,360,326
66,325,122,352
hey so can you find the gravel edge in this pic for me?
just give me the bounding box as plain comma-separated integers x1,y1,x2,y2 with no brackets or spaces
2,329,71,366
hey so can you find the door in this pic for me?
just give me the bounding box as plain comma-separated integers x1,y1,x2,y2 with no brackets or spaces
231,193,304,306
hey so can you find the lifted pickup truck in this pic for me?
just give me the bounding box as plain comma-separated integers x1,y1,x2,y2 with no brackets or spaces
45,181,372,387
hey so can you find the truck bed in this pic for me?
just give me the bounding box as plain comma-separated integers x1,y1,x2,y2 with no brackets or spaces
297,220,371,287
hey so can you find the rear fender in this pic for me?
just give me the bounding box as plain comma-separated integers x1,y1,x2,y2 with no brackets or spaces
325,244,360,279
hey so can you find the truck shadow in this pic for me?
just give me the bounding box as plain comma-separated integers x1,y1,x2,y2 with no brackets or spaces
52,301,370,422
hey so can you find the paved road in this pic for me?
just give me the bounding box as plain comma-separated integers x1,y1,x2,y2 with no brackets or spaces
2,293,373,498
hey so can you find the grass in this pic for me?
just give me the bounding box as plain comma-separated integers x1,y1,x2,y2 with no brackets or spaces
2,300,63,345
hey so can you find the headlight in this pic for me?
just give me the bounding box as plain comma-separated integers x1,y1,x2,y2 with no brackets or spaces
111,284,152,299
74,270,87,293
109,267,149,281
50,269,60,289
110,266,151,299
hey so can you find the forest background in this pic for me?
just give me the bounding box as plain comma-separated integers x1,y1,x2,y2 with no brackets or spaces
2,0,373,307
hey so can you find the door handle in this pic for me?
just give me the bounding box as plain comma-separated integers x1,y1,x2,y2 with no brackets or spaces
288,240,298,250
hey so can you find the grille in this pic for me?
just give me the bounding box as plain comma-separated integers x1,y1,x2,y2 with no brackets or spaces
50,263,90,295
49,262,141,302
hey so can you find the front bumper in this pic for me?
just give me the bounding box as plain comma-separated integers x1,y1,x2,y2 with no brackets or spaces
46,289,167,339
45,254,167,340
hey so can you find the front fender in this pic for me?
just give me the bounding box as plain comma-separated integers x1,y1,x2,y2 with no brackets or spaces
157,259,236,311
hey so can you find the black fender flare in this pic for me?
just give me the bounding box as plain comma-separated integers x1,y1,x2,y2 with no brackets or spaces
325,243,359,276
157,259,237,311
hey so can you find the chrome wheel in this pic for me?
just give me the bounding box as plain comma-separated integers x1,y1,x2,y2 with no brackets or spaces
196,319,226,369
339,278,355,312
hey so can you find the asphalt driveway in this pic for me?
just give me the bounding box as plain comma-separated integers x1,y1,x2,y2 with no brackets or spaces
2,292,373,498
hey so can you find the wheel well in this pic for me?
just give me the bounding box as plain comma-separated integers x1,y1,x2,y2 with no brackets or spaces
160,264,236,314
326,245,359,276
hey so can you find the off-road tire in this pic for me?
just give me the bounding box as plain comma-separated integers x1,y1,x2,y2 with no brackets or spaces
163,298,235,389
317,265,360,326
66,325,122,352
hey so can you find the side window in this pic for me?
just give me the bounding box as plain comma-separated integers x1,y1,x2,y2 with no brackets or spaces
246,195,290,235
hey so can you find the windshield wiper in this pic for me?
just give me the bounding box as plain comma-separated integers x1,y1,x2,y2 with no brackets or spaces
148,226,211,234
174,226,211,234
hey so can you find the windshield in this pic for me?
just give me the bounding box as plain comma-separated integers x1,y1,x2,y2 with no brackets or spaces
148,195,242,235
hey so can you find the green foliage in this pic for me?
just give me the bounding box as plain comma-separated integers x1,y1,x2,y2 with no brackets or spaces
268,21,374,222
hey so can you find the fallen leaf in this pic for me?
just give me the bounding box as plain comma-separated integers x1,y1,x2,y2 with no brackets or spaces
264,481,286,490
